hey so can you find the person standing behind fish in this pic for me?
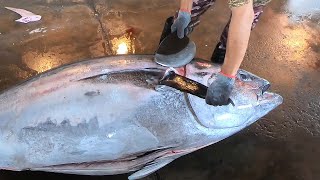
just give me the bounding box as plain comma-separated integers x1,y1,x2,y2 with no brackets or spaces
160,0,271,106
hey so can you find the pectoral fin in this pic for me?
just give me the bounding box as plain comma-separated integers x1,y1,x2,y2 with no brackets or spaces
128,157,175,180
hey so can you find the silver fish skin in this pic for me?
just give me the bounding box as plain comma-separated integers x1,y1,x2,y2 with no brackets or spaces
0,55,283,179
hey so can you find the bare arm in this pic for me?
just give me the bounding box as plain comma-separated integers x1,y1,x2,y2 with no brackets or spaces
221,1,254,76
180,0,193,12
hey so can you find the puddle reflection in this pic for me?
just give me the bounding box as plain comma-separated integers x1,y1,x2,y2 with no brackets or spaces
111,29,137,55
286,0,320,21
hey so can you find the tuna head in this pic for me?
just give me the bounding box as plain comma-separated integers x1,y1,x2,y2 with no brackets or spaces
184,59,283,131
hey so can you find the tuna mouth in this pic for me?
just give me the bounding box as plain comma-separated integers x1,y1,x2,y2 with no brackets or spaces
258,91,283,106
261,84,271,94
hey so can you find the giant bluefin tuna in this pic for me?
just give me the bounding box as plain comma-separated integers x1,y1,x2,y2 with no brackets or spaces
0,55,282,179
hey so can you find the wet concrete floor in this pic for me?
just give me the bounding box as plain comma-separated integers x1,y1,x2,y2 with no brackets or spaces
0,0,319,179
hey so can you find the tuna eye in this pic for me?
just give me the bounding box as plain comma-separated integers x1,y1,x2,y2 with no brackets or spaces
239,73,251,81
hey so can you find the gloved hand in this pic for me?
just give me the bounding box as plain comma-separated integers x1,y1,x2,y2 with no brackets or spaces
205,72,236,106
171,10,191,39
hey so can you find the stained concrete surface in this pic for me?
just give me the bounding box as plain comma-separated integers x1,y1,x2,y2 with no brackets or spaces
0,0,319,179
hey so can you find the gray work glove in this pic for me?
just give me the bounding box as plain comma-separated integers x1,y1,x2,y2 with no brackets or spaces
206,72,236,106
171,11,191,39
